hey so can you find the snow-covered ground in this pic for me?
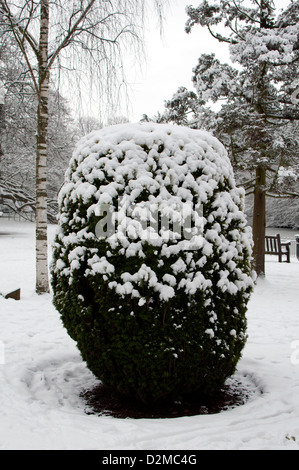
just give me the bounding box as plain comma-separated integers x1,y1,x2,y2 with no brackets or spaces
0,220,299,450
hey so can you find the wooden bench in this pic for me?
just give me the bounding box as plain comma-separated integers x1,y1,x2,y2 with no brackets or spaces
265,234,291,263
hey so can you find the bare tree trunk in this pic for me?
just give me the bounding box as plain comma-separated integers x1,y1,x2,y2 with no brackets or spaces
36,0,50,294
252,164,266,277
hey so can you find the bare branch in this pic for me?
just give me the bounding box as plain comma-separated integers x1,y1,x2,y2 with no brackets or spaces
47,0,97,70
0,0,39,56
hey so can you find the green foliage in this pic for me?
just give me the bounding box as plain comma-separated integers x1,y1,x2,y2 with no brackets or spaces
51,122,254,405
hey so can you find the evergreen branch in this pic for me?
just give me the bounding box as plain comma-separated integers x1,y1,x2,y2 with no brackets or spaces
244,189,255,196
207,25,235,44
242,177,259,188
266,112,299,122
266,191,299,199
232,0,260,24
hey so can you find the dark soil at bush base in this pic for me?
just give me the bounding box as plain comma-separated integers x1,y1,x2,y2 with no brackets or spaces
81,375,259,419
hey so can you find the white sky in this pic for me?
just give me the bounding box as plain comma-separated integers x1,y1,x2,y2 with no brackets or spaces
125,0,231,122
124,0,288,122
70,0,288,124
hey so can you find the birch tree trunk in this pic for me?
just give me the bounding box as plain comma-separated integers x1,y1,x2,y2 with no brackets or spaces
36,0,50,294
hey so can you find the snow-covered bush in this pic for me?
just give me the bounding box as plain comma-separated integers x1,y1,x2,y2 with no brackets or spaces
51,122,255,404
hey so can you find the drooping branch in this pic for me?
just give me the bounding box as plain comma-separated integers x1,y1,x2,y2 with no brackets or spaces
47,0,97,70
0,179,58,222
0,0,41,100
0,0,39,56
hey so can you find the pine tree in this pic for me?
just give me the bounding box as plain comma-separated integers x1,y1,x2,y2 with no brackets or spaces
183,0,299,275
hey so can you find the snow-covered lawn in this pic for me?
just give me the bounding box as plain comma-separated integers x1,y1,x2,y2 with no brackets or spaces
0,220,299,450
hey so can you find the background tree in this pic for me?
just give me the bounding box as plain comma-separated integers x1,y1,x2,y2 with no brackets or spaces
0,0,167,294
183,0,299,276
146,85,219,131
0,40,74,222
75,116,103,137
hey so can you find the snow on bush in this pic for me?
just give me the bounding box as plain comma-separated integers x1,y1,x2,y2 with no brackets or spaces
51,122,255,404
